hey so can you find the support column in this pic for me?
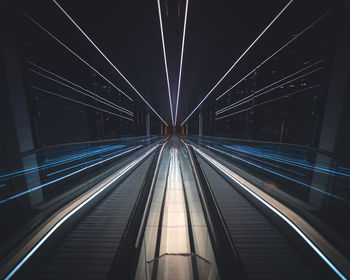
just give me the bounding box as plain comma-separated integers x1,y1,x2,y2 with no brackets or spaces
198,112,203,136
309,8,350,208
161,123,163,136
185,123,188,136
146,112,150,136
0,2,43,206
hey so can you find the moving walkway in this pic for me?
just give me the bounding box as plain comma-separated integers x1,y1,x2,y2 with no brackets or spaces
0,136,348,279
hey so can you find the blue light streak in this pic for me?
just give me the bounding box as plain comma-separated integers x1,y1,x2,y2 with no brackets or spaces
218,145,306,177
0,145,125,180
223,145,350,178
0,145,141,206
207,145,350,204
4,145,158,280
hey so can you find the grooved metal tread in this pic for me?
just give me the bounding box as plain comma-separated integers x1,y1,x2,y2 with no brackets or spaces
198,157,318,280
32,156,154,280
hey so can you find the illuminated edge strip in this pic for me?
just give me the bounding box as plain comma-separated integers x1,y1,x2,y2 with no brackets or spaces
180,0,293,126
0,146,139,205
29,61,133,116
175,0,189,125
52,0,168,126
216,11,332,101
156,0,175,125
193,145,347,280
32,86,134,121
4,145,157,280
20,10,133,102
30,68,134,117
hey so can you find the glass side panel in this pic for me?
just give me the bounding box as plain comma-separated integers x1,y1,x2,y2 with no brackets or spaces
0,136,161,257
186,135,350,255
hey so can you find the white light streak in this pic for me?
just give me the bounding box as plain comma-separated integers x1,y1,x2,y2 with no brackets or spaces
51,0,168,126
181,0,293,126
30,67,133,116
254,67,323,98
32,86,134,121
216,62,324,116
175,0,189,125
216,84,321,121
216,94,254,115
29,61,134,116
156,0,175,125
215,11,331,101
21,11,133,103
254,59,324,94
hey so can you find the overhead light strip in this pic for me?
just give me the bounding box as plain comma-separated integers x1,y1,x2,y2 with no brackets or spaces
32,86,134,121
21,11,133,103
215,11,331,101
28,61,134,115
180,0,293,126
175,0,189,125
30,68,134,116
156,0,175,125
52,0,168,126
216,63,324,116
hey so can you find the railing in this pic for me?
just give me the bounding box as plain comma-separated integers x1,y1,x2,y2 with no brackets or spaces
186,135,350,258
0,136,161,258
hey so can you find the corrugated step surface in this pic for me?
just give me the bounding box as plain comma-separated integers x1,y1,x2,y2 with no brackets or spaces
198,157,318,280
32,156,154,280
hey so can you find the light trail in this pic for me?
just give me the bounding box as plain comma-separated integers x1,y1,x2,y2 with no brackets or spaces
254,59,324,94
0,145,125,180
216,94,254,115
215,84,320,120
206,145,350,204
30,68,134,116
215,107,253,120
223,144,350,178
216,60,324,115
29,61,133,116
181,0,294,126
175,0,189,125
254,84,320,108
32,86,134,121
20,11,133,102
0,145,141,205
156,0,175,125
52,0,168,126
254,67,323,98
216,11,331,101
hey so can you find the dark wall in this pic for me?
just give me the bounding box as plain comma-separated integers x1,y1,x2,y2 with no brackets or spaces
187,4,350,158
0,1,162,160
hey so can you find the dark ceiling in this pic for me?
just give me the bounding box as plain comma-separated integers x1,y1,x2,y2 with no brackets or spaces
17,0,336,126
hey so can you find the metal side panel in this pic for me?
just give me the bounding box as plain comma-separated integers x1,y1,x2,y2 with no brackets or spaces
198,158,318,280
30,156,154,280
